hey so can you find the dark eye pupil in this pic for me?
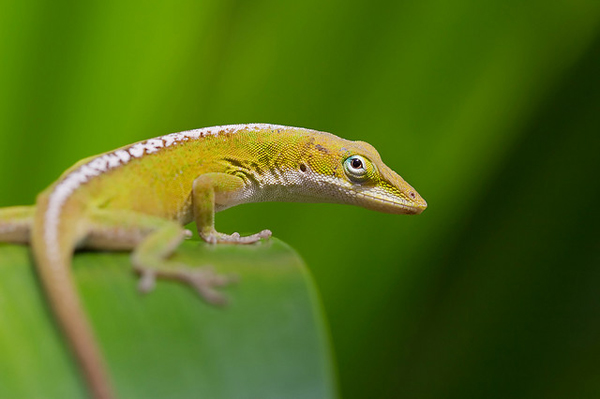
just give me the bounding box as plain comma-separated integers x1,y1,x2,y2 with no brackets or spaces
351,158,363,169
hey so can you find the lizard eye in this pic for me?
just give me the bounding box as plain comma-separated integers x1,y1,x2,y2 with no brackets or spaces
344,155,369,182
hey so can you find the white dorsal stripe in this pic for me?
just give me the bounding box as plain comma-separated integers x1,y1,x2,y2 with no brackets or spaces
42,123,295,263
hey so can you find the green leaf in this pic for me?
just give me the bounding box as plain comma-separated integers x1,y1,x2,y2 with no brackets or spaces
0,238,336,399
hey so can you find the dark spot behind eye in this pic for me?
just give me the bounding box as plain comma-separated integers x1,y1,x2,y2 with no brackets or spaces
315,144,328,154
351,158,363,169
300,164,307,172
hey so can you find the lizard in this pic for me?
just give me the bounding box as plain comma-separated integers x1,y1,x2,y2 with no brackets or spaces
0,123,427,399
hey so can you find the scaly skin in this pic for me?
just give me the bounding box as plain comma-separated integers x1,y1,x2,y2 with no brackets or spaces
0,124,426,399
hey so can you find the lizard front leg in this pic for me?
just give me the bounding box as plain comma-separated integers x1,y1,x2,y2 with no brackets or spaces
193,173,271,244
85,209,235,305
0,206,35,244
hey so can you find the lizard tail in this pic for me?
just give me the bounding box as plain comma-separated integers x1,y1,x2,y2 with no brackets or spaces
31,193,115,399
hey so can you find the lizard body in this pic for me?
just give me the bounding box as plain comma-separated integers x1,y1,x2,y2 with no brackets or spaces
0,124,426,399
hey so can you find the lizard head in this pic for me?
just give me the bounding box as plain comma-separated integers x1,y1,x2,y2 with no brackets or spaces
301,134,427,215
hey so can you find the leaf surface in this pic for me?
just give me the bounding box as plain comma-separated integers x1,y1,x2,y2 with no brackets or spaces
0,238,336,399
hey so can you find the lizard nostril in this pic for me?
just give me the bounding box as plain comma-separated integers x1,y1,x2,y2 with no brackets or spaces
409,191,416,199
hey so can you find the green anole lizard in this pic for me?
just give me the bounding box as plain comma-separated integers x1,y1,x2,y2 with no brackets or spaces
0,124,426,399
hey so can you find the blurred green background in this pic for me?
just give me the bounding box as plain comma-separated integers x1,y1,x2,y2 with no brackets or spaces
1,1,600,398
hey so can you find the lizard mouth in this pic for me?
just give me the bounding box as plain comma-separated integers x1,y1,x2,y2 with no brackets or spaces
356,191,427,215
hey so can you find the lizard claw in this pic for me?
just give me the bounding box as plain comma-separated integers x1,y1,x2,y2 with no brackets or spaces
138,269,157,293
257,229,272,239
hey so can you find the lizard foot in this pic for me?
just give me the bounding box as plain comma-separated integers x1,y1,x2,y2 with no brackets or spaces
136,264,238,305
201,229,272,245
